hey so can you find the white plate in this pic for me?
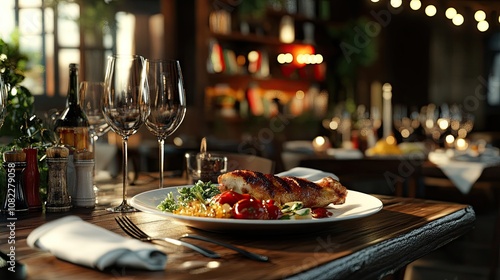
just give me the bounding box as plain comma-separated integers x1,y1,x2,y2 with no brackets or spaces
130,186,383,233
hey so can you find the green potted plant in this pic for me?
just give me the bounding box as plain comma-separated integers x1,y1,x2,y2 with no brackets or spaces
0,32,56,203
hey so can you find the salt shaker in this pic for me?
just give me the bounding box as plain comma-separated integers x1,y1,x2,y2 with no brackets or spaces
72,150,95,208
1,150,28,213
45,146,71,212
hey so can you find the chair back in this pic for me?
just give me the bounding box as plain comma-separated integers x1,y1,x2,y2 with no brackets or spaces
221,153,275,174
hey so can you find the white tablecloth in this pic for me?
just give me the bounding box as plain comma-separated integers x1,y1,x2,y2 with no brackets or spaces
428,150,500,194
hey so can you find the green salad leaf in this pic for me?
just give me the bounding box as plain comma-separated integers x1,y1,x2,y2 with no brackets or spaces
157,180,220,212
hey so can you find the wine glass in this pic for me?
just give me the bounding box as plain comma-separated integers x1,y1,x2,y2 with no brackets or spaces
144,59,187,188
102,54,150,212
79,81,111,191
80,82,111,140
393,104,420,141
0,75,7,129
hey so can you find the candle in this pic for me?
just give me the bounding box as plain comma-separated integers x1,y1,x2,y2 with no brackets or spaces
370,81,382,130
382,83,393,138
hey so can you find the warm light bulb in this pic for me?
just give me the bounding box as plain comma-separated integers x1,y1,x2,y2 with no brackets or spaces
315,54,323,64
279,16,295,43
409,0,421,10
425,5,437,17
452,14,464,26
386,135,396,145
445,134,455,145
390,0,402,8
371,0,380,2
478,20,489,32
248,51,259,62
474,10,486,22
455,138,468,150
438,118,449,130
445,7,457,19
277,53,293,64
277,54,285,64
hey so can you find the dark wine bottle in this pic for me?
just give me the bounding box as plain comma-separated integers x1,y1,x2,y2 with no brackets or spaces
54,63,90,150
54,63,91,200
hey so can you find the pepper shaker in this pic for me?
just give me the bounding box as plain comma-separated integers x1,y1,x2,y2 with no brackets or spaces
73,150,95,208
45,146,71,212
1,150,28,213
23,147,42,211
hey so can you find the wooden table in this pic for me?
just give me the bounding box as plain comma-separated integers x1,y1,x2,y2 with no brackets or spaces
0,175,475,280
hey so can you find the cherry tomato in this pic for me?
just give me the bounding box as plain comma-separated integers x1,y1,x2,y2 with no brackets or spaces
212,191,248,206
311,207,333,218
232,198,267,219
262,199,282,220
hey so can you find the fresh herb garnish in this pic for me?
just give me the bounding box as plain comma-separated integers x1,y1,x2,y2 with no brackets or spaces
157,180,221,212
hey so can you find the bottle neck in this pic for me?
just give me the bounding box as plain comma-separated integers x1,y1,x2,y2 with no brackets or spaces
67,67,79,107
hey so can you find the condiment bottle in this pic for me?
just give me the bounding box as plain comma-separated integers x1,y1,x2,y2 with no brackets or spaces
53,63,91,200
23,147,42,211
72,150,95,208
45,146,71,212
2,150,28,213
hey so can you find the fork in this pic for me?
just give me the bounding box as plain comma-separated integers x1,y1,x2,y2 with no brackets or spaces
115,216,220,259
180,234,269,262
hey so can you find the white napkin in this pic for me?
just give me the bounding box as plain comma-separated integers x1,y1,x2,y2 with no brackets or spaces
27,215,167,271
428,150,499,194
326,148,364,159
277,167,339,182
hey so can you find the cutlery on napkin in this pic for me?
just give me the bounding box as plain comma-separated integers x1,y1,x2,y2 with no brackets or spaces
27,215,167,271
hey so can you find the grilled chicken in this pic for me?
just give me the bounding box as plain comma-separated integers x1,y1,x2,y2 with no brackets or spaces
218,170,347,208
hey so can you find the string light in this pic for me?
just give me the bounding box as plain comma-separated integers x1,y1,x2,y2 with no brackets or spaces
390,0,402,9
409,0,421,11
478,20,489,32
452,14,464,26
369,1,500,32
425,5,437,17
445,7,457,19
474,10,486,22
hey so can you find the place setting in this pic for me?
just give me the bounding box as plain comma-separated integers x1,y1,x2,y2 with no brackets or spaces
3,1,495,278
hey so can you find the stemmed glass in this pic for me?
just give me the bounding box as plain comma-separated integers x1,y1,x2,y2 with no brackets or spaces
79,81,110,191
0,75,7,129
144,59,186,188
393,104,420,141
80,81,110,141
102,54,149,212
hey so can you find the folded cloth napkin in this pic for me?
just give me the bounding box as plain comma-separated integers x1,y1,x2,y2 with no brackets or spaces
277,167,339,182
428,150,500,194
27,215,167,271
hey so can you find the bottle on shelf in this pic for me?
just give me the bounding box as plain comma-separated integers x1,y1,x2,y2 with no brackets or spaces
53,63,92,204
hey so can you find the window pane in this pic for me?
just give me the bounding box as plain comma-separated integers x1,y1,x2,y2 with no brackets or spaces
58,49,80,97
0,0,16,40
19,35,44,95
45,34,55,97
44,7,54,33
19,8,43,35
58,2,80,47
116,12,135,54
19,0,42,7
